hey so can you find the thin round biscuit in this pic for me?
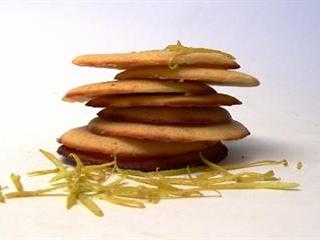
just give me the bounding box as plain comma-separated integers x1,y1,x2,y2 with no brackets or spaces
86,93,241,108
58,126,215,158
88,118,250,142
63,79,215,102
57,142,228,171
72,50,239,69
116,67,260,87
98,107,232,125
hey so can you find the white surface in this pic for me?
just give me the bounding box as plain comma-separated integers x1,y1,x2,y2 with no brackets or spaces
0,1,319,239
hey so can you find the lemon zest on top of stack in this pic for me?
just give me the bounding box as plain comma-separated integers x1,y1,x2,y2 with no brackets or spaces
164,41,235,69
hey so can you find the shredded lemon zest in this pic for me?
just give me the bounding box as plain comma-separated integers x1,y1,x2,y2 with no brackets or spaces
5,186,65,198
27,168,59,176
0,150,300,217
49,171,74,183
165,41,235,59
39,149,66,172
164,41,235,69
296,162,303,170
78,193,104,217
69,153,83,177
201,181,299,190
0,186,6,203
221,159,288,170
200,152,232,176
10,173,24,192
66,191,77,209
97,194,145,208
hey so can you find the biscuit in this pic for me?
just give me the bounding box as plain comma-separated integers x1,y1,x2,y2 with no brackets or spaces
58,126,215,158
88,118,250,142
57,142,227,171
116,67,260,87
98,107,232,125
63,79,215,102
86,93,241,108
72,50,239,69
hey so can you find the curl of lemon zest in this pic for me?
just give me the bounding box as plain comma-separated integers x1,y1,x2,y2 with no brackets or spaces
235,170,276,183
221,159,288,170
296,162,303,170
84,166,113,182
69,153,83,177
282,159,289,167
10,173,24,192
83,161,115,172
200,152,232,176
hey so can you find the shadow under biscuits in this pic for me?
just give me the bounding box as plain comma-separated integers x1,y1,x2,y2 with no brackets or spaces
62,156,76,166
223,136,301,165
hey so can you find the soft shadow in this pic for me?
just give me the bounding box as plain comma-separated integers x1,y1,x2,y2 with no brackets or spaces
222,136,300,165
61,156,76,166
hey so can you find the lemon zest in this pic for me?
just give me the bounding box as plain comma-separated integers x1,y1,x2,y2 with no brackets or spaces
200,152,232,176
39,149,66,172
0,186,6,203
296,162,303,170
78,193,104,217
27,168,59,176
201,181,299,190
10,173,24,192
164,41,235,69
5,186,65,198
97,194,145,208
0,150,300,217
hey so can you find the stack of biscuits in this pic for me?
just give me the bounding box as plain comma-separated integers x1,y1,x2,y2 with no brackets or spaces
57,43,259,171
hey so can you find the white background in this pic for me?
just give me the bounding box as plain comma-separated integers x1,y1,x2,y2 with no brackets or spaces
0,1,319,239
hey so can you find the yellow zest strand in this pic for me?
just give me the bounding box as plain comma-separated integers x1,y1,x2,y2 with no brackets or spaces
78,194,104,217
10,174,24,192
199,152,232,176
0,186,6,203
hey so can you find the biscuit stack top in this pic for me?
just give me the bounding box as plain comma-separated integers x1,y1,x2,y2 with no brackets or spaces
58,42,259,171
